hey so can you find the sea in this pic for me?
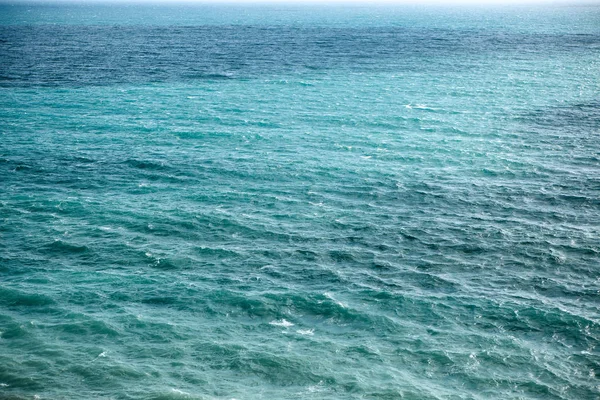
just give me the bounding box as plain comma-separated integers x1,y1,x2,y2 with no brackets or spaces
0,3,599,399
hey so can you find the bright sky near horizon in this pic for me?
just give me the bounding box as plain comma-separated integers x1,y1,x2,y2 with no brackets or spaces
5,0,598,3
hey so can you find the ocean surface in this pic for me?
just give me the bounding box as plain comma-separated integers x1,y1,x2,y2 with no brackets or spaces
1,3,599,399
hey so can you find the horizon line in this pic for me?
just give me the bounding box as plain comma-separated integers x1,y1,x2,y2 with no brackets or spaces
2,0,599,5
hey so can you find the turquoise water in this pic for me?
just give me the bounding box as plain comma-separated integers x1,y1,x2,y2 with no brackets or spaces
1,4,599,399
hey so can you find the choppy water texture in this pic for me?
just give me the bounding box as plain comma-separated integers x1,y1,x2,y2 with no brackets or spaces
1,4,600,399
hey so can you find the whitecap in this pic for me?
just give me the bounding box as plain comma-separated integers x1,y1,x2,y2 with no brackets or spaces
297,329,314,335
269,319,294,328
324,292,346,308
307,381,325,393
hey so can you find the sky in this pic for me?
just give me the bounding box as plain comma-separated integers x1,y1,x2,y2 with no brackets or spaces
4,0,597,3
3,0,599,6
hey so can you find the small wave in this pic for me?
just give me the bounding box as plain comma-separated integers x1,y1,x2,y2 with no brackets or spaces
324,292,346,308
45,240,90,255
171,389,189,394
124,159,169,171
296,329,314,335
269,319,294,328
404,103,444,112
182,72,233,80
0,287,55,307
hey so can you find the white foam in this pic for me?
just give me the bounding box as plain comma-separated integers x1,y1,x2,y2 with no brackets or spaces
307,381,325,393
324,292,346,308
269,319,294,328
297,329,314,335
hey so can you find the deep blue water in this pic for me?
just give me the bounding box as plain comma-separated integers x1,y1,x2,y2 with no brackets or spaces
0,4,599,399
